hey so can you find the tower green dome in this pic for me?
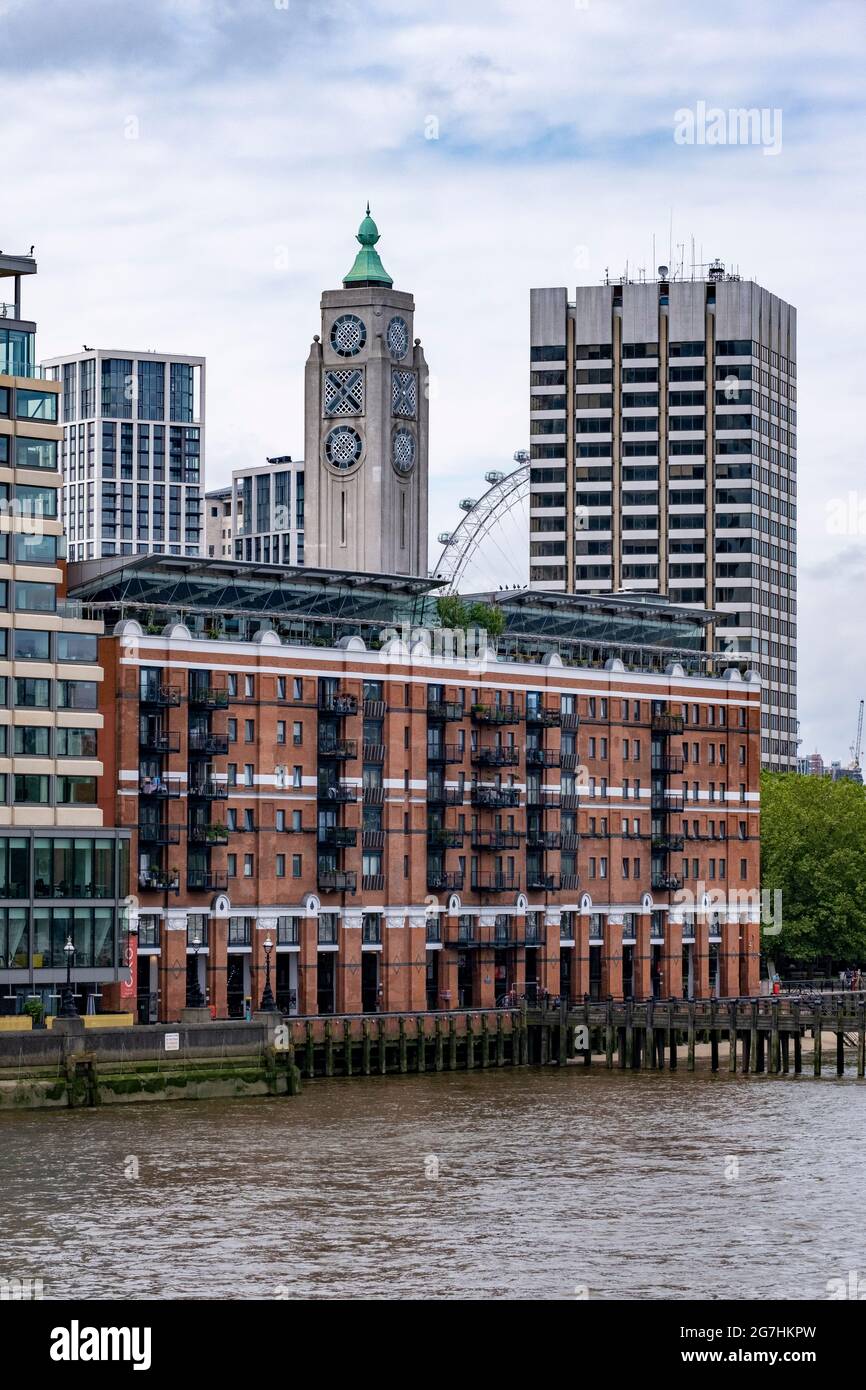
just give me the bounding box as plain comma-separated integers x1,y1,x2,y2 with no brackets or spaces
342,203,393,288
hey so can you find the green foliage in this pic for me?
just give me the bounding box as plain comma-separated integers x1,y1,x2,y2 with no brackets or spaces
435,595,468,630
761,771,866,966
435,596,505,639
22,998,44,1025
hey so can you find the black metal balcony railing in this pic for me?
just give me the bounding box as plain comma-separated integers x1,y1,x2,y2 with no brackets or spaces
526,788,560,809
652,835,685,853
560,872,581,891
561,712,580,731
318,779,358,802
363,698,386,719
426,743,463,764
651,754,685,775
138,729,180,754
527,829,561,850
651,793,685,815
361,874,385,892
471,785,520,808
427,870,464,892
362,784,385,804
141,683,181,707
189,730,230,755
189,780,229,800
527,871,558,891
651,712,685,735
362,742,386,763
472,830,522,851
188,823,229,845
471,704,521,725
137,822,182,845
526,704,561,727
525,747,560,768
559,752,579,772
427,785,464,805
189,685,229,708
187,869,229,892
427,828,464,849
471,873,521,893
472,746,520,768
319,691,358,716
318,826,358,848
559,792,580,811
318,869,357,893
652,873,682,892
362,829,384,850
139,776,182,798
561,833,579,851
318,737,358,760
138,868,180,892
427,700,465,722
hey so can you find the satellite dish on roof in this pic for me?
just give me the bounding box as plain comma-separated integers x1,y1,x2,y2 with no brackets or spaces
658,265,669,279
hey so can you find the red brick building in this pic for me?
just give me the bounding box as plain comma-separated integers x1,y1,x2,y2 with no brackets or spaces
76,558,762,1021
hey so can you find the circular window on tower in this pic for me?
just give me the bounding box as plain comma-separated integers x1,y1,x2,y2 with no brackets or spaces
392,428,416,475
387,315,409,360
330,314,367,357
325,425,363,470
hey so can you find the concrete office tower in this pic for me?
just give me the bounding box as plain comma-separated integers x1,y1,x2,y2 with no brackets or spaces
304,207,428,576
529,271,797,770
0,253,130,1015
40,347,205,562
232,456,305,566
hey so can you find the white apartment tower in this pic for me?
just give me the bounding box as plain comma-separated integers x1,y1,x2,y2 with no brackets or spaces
529,271,797,769
40,348,205,562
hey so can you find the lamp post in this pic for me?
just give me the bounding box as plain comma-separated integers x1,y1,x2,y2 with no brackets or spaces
59,935,78,1018
259,934,277,1012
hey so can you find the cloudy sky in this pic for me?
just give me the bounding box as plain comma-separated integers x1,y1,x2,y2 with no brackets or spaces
3,0,865,759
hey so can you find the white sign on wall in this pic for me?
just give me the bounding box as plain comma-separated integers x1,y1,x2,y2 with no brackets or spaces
164,1032,180,1052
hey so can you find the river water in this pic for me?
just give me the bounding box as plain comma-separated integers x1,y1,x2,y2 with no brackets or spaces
1,1068,863,1301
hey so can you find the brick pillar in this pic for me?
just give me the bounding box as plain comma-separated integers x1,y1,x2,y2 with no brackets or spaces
338,910,363,1014
694,919,710,999
160,914,188,1021
473,914,496,1008
298,912,319,1015
635,910,652,1000
438,924,459,1010
406,912,428,1011
541,911,561,997
572,914,590,1000
719,917,740,998
208,912,228,1017
741,915,761,996
664,915,683,998
384,912,409,1012
603,915,623,1000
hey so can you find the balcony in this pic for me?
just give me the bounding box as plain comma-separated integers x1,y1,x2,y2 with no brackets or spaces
526,747,560,768
189,780,228,800
560,793,580,811
362,784,385,805
141,683,181,707
189,730,230,756
139,730,180,754
139,775,182,798
427,869,464,892
362,829,384,850
560,872,581,891
471,873,521,894
561,833,579,851
651,873,682,892
426,743,463,764
363,698,386,719
362,874,385,892
318,826,358,848
526,788,560,809
427,785,464,805
651,793,685,815
526,829,561,850
427,828,464,849
651,754,684,774
137,822,182,846
188,823,230,845
189,684,229,709
472,746,519,768
561,712,580,731
318,737,358,761
427,700,465,722
318,780,358,803
652,835,685,853
471,785,520,809
362,742,386,763
187,869,229,892
318,869,357,893
138,868,180,893
526,704,561,727
651,712,684,735
472,830,522,851
527,871,559,891
471,704,521,725
319,690,358,716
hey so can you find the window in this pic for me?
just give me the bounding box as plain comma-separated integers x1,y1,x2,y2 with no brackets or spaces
227,763,237,787
292,810,302,832
15,437,58,470
243,854,253,877
244,676,254,697
14,629,51,660
57,776,97,805
227,718,237,742
277,677,287,699
228,674,238,697
243,809,254,831
276,854,285,878
227,854,237,877
276,721,286,744
14,774,50,804
14,726,50,756
244,719,254,742
57,681,98,710
243,764,254,787
292,721,303,745
293,678,303,700
15,678,50,708
57,633,98,663
276,810,285,831
292,854,302,878
293,766,302,788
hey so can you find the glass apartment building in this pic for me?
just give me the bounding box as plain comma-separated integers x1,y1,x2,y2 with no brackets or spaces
232,456,304,566
528,272,797,769
40,348,205,563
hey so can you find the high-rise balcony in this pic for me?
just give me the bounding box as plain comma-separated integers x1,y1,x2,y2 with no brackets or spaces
471,830,522,851
471,746,519,768
318,826,358,848
526,829,561,850
427,828,464,849
318,737,358,761
427,700,465,722
525,704,561,727
187,869,229,892
139,775,182,798
362,742,386,763
525,748,560,768
471,785,520,809
651,873,682,892
189,780,228,800
526,871,559,892
427,869,464,892
138,730,180,754
318,869,357,893
139,868,180,893
189,684,229,709
188,823,230,845
426,743,463,764
189,730,229,756
141,682,181,707
471,872,521,894
651,712,684,735
652,835,685,854
318,779,358,803
319,690,358,715
137,822,182,845
471,704,521,726
427,785,464,805
651,754,684,774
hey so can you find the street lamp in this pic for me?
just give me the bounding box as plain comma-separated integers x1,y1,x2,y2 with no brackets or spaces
259,934,277,1012
59,935,78,1018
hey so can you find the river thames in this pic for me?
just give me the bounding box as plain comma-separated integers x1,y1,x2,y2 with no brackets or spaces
1,1068,863,1300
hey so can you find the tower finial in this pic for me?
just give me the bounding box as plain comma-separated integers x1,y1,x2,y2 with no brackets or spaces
342,204,393,287
366,200,370,216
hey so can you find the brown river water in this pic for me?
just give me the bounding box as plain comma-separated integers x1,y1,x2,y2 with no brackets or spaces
1,1067,864,1300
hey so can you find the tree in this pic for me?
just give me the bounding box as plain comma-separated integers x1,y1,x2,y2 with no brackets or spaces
761,771,866,969
434,596,505,640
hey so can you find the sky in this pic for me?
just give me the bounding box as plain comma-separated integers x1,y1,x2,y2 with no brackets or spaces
2,0,865,760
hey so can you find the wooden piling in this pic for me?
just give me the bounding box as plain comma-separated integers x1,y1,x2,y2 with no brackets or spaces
466,1014,476,1069
496,1014,505,1067
770,1002,780,1075
434,1017,444,1072
687,1003,696,1072
605,1002,615,1069
793,1002,802,1075
343,1019,352,1077
710,1031,719,1073
813,1013,822,1077
449,1014,458,1070
859,1005,866,1080
416,1018,426,1073
305,1021,315,1079
398,1017,408,1074
780,1031,790,1074
728,1002,737,1073
362,1018,372,1075
749,1002,759,1075
378,1018,387,1075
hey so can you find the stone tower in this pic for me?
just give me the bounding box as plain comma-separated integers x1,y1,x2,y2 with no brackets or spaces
304,206,428,576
